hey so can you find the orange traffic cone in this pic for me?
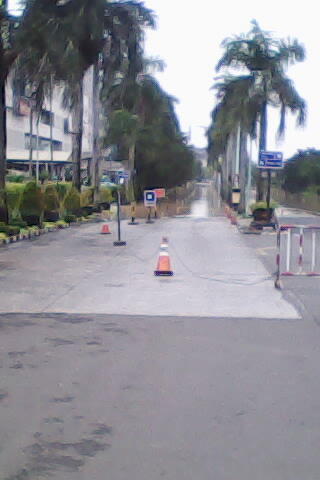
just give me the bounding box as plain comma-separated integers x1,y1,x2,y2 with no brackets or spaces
154,237,173,276
101,223,111,234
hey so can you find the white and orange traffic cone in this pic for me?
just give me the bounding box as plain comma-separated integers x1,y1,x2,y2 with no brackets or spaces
101,223,111,234
154,237,173,276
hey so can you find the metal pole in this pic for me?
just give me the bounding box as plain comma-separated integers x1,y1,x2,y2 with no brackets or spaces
36,119,40,184
311,230,316,274
266,170,271,210
299,227,304,274
246,138,253,215
235,123,241,182
117,189,121,242
275,226,281,289
286,228,292,273
113,185,126,246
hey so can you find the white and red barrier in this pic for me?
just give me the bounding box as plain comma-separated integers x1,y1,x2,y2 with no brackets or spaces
275,224,320,288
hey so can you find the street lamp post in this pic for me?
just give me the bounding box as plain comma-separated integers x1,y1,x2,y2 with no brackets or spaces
113,177,126,247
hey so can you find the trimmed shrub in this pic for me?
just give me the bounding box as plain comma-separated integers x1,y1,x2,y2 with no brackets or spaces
20,182,44,226
64,214,77,223
39,170,49,184
80,188,94,207
6,183,25,222
0,189,8,223
6,174,25,183
99,187,113,204
10,219,27,229
55,182,69,202
250,201,278,212
0,222,20,236
64,187,81,216
44,184,60,222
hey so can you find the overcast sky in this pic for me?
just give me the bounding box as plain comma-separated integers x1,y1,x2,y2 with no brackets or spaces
143,0,320,158
8,0,320,158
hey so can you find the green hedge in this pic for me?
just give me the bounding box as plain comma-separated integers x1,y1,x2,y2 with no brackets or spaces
6,183,25,222
44,184,60,222
20,182,44,227
64,187,81,216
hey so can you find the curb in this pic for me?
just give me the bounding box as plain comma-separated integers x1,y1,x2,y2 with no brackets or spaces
0,216,102,248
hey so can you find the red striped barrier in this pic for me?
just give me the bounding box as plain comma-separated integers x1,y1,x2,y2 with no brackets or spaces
275,225,320,288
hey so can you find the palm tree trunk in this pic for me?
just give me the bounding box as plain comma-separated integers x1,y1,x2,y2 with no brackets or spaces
0,73,6,191
28,107,34,176
92,62,100,202
72,80,84,192
256,99,267,201
49,75,54,170
128,141,135,202
239,131,248,214
0,71,8,223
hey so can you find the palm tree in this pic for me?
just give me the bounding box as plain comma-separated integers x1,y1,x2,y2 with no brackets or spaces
215,20,306,201
98,1,155,199
0,0,69,220
58,0,155,193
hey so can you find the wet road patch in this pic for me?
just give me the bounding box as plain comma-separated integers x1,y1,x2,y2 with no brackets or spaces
45,337,75,347
51,396,74,403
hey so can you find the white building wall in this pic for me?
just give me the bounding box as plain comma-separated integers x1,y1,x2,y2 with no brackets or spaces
5,69,94,160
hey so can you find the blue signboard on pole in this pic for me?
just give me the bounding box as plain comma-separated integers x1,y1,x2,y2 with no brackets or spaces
259,151,283,169
144,190,157,207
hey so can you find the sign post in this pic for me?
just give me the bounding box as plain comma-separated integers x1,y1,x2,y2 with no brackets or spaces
128,201,138,225
258,151,284,209
113,177,126,246
144,190,157,224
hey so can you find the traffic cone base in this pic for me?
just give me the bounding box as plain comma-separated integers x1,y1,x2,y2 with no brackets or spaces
101,224,111,234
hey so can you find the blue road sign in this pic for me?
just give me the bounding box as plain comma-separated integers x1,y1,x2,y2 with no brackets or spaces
144,190,157,207
259,151,283,169
119,172,129,179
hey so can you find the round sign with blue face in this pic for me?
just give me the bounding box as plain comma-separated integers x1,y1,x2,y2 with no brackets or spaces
144,190,157,206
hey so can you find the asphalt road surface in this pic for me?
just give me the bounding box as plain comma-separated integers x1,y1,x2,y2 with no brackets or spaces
1,190,320,479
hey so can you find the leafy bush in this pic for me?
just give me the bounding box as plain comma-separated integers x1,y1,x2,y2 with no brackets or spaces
64,214,77,223
55,182,69,202
44,184,60,222
56,220,68,228
43,222,57,229
20,182,44,226
6,174,25,183
39,170,49,184
0,223,20,236
250,201,278,212
80,188,94,207
6,183,25,222
0,232,8,240
0,189,8,223
64,187,81,216
9,219,27,229
99,187,113,204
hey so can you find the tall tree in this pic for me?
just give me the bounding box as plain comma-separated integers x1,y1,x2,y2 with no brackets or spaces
214,20,306,201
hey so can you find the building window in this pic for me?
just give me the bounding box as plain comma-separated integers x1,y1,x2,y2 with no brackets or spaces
41,109,54,126
25,134,62,151
64,118,70,134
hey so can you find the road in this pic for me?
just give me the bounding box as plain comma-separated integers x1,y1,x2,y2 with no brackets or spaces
1,188,320,479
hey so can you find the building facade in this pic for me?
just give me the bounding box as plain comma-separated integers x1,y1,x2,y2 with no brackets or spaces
5,67,95,179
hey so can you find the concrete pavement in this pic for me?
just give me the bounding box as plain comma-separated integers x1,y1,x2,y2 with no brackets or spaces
0,204,298,319
4,193,320,480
